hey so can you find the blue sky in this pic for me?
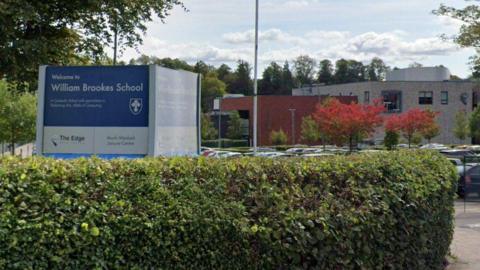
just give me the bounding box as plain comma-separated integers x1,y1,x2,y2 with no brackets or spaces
121,0,474,78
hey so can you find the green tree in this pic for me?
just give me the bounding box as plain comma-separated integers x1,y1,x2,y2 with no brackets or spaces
367,57,389,81
228,60,252,95
0,82,37,154
454,110,470,142
270,129,288,145
129,55,194,71
435,3,480,77
470,106,480,142
194,61,215,76
334,59,366,84
293,55,316,86
217,64,232,82
201,114,217,140
202,72,226,112
281,61,296,93
384,131,399,150
0,1,184,90
259,62,283,95
318,60,334,85
226,111,243,139
300,116,320,145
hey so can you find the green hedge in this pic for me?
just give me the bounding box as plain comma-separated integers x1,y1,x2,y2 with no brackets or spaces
0,151,456,269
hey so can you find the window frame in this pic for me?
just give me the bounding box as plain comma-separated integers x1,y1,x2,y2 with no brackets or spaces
419,91,433,105
382,90,402,113
441,91,448,105
364,91,370,104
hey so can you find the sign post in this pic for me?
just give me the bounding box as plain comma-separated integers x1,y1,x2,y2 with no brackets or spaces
36,65,200,158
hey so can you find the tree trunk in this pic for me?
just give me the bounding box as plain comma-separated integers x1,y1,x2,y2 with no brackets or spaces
349,136,353,153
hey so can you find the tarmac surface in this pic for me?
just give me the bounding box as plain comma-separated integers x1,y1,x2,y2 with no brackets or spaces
448,199,480,270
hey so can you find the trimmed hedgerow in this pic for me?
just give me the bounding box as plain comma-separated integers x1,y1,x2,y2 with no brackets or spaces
0,151,456,269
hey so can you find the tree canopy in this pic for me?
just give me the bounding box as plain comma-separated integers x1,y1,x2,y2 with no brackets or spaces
0,0,184,89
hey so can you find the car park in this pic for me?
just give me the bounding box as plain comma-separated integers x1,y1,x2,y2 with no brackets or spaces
420,143,448,150
458,165,480,198
440,149,477,159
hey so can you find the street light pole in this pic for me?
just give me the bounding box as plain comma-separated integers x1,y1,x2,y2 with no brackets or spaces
253,0,259,154
289,109,296,145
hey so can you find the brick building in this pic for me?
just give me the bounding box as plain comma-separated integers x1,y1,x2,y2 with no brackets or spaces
219,96,356,146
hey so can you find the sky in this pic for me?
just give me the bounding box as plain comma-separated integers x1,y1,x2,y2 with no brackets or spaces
120,0,475,78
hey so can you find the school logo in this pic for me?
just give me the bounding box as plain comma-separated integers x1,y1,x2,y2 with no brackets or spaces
129,98,143,115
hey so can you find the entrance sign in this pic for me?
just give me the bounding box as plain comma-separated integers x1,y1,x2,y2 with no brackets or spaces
36,65,200,158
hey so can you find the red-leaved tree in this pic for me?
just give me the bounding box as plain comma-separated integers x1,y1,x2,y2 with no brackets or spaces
313,98,385,151
385,108,440,148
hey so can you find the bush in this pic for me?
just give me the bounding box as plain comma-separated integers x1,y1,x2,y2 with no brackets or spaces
384,130,399,150
0,151,457,269
270,129,288,145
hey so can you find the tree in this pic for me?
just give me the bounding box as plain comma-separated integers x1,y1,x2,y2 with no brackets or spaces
228,60,252,95
201,114,217,141
259,62,283,95
0,81,37,154
409,62,423,68
129,56,194,71
194,61,214,76
300,116,320,145
217,64,232,82
293,55,316,86
435,3,480,77
421,123,440,143
313,98,385,151
367,57,389,81
270,129,288,145
470,106,480,142
226,111,243,139
201,72,226,112
384,131,399,150
387,109,439,148
281,61,296,93
334,59,350,84
454,110,470,142
318,60,334,85
0,1,184,90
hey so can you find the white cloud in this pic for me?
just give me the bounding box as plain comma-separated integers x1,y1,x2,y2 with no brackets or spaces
123,29,461,71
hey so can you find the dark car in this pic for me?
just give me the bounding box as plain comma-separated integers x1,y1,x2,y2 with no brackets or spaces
458,165,480,198
440,149,477,160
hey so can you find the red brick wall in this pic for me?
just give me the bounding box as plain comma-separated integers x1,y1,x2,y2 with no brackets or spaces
220,96,357,146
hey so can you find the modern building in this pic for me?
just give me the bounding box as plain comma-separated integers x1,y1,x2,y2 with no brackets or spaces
293,67,480,145
218,95,356,146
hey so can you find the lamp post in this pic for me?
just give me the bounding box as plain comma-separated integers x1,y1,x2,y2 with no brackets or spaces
289,109,296,145
253,0,259,154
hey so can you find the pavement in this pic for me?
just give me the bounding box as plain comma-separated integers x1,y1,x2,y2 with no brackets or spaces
448,199,480,270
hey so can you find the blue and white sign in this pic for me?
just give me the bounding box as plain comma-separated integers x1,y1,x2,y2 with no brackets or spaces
36,65,201,159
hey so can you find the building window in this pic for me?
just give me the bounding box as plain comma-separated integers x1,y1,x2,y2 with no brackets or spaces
441,91,448,105
364,91,370,103
382,91,402,113
419,91,433,105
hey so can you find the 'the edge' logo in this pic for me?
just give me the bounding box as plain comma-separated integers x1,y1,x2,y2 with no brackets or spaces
129,98,143,115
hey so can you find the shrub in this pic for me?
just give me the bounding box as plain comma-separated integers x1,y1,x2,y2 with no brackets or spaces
270,129,288,145
0,151,457,269
384,130,399,150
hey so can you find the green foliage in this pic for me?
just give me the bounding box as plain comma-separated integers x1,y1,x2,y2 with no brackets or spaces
201,114,217,141
300,116,320,145
318,60,334,85
470,106,480,142
0,151,456,269
201,73,226,112
0,81,37,153
412,132,423,146
0,1,184,89
454,110,469,141
226,111,243,140
227,60,253,96
293,55,316,86
270,129,288,145
384,131,399,150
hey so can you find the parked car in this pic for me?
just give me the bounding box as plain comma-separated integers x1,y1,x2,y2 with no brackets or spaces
420,143,448,150
212,151,242,158
458,165,480,198
440,149,477,160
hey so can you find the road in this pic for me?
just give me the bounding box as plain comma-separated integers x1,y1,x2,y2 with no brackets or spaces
448,200,480,270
